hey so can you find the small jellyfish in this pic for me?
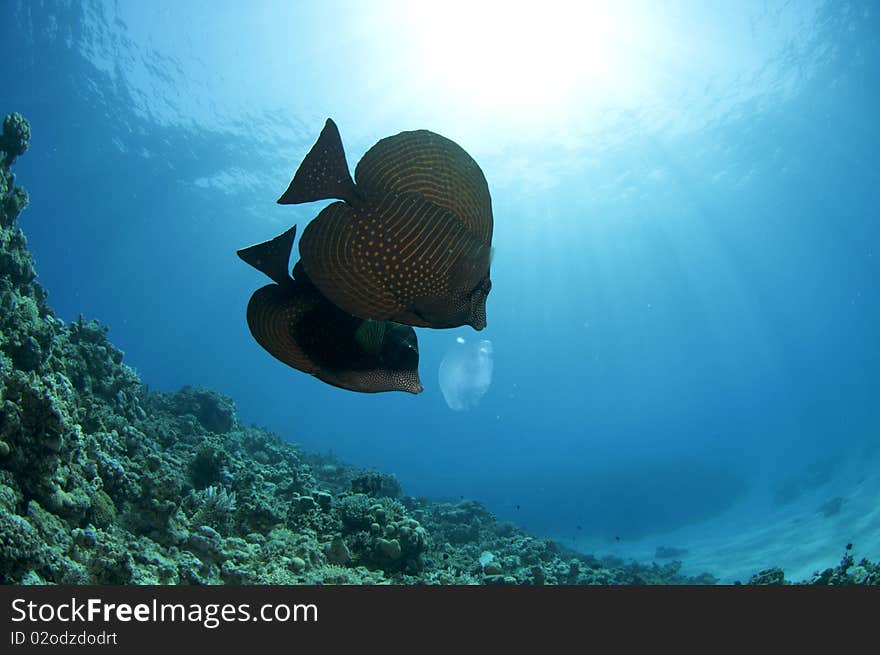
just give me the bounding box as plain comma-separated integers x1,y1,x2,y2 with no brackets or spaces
438,337,494,411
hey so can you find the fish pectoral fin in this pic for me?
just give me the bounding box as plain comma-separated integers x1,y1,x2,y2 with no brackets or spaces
237,224,297,286
277,118,363,207
354,319,387,355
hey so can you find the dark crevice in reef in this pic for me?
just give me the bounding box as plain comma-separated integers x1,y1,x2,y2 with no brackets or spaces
1,113,876,585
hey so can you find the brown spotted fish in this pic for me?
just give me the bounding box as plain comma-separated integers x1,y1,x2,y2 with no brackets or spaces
237,225,423,394
277,118,493,330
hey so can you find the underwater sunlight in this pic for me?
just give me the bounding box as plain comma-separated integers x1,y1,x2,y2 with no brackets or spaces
391,0,634,127
0,0,878,592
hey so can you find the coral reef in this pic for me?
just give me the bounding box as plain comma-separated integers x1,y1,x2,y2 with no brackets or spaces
655,545,689,560
1,113,877,586
742,545,880,586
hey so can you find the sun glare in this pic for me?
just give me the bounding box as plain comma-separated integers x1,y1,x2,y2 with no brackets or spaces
395,0,636,127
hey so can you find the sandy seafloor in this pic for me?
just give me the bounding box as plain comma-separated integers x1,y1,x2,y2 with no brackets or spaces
565,449,880,583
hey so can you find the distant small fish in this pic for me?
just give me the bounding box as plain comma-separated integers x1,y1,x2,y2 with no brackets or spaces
237,225,423,394
278,118,494,330
615,536,621,542
515,504,520,510
576,525,582,531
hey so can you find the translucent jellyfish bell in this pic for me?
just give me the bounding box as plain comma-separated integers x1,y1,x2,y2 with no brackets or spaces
438,338,494,411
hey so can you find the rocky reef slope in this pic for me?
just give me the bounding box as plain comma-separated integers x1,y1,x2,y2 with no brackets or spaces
1,113,876,585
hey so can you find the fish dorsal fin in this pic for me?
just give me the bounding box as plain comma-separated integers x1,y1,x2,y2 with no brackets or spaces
277,118,362,207
237,224,297,286
354,129,493,247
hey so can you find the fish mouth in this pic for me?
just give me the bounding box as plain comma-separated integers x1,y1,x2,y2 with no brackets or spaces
468,291,488,330
468,311,487,331
396,370,423,394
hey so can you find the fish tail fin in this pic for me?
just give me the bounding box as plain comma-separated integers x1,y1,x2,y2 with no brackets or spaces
277,118,363,206
237,224,297,286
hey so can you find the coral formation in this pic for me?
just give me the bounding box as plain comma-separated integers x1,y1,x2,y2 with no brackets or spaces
742,546,880,586
655,545,689,560
1,112,877,586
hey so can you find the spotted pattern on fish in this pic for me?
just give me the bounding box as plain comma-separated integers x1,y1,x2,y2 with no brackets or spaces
300,192,487,327
355,129,493,248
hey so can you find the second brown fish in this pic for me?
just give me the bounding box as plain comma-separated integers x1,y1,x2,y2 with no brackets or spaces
237,225,423,394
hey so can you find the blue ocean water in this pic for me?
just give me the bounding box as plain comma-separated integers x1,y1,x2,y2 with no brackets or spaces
2,1,878,580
